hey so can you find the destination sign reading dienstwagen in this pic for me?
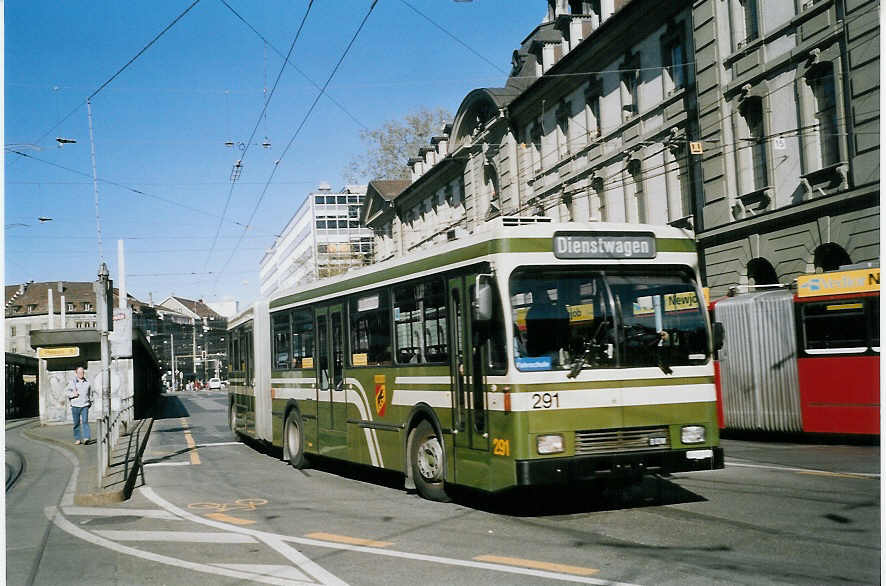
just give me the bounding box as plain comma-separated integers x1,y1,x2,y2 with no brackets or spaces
553,232,656,259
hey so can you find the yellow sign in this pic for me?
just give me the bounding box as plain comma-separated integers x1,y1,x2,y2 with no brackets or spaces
689,141,703,154
352,353,368,367
633,297,655,316
664,291,699,312
302,357,314,369
565,303,595,323
797,268,880,298
373,374,387,416
37,346,79,359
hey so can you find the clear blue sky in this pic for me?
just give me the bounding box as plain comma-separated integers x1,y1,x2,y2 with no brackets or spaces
5,1,544,309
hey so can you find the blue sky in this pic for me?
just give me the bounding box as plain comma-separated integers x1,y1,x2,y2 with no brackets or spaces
5,0,544,308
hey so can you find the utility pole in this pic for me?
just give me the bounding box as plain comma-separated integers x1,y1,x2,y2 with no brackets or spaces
95,262,112,486
192,319,197,376
170,333,176,392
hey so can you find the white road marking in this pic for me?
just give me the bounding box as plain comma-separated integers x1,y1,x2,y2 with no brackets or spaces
144,461,192,467
141,487,638,586
92,530,257,543
62,506,181,520
141,488,348,586
214,564,312,582
195,441,244,448
45,506,309,586
725,460,880,478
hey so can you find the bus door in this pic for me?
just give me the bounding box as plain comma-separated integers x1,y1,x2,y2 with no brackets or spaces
316,305,347,451
448,275,490,468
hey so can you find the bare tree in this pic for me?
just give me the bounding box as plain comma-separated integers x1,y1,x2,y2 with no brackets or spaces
344,107,451,182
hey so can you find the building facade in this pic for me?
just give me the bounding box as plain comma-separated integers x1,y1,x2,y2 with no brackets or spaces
691,0,879,294
363,0,878,297
365,0,701,258
260,183,372,298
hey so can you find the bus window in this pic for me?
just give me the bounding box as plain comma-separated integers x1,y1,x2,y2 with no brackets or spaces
471,282,507,373
332,311,344,389
272,311,291,369
393,278,448,364
349,289,392,366
871,298,879,350
291,308,314,368
802,301,867,352
317,315,329,388
510,268,708,371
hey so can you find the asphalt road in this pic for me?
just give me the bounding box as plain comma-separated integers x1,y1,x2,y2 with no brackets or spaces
7,391,881,585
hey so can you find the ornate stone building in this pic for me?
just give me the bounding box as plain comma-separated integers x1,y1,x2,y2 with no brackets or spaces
362,0,878,295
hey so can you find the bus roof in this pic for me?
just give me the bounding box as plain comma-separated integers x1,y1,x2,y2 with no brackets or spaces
266,219,696,311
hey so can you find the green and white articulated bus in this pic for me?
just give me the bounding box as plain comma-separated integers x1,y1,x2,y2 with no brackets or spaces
228,217,724,501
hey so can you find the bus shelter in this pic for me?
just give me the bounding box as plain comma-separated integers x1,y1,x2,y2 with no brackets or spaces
29,325,161,425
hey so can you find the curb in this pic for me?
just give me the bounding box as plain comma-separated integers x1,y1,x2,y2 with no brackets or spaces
5,449,24,491
23,418,155,505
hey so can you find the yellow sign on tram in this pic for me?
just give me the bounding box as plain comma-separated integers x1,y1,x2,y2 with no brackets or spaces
796,268,880,298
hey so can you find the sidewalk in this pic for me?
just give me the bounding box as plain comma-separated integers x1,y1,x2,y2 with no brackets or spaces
22,417,153,505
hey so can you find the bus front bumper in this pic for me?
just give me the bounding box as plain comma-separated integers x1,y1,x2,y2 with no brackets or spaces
515,447,724,486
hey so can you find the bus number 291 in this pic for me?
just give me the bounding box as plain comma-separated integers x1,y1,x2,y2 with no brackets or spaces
532,392,560,409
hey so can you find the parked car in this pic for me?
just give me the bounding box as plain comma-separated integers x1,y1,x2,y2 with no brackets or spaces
208,377,222,390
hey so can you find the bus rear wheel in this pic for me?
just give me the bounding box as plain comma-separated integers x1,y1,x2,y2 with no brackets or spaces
285,412,307,469
409,420,450,502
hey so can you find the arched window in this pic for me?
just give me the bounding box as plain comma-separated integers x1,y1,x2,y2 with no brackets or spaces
747,257,778,286
813,243,851,272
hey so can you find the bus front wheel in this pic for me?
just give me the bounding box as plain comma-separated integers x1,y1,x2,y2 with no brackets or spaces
409,420,450,502
285,412,307,469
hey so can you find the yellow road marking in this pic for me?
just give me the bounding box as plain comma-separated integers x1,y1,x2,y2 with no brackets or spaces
305,532,393,548
205,512,256,525
796,470,869,479
473,555,599,576
180,418,201,465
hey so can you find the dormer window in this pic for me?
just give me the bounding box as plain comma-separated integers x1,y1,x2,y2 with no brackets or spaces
83,302,93,311
67,302,75,312
27,304,37,313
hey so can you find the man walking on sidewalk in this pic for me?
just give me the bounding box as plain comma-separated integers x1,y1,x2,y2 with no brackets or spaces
66,366,93,445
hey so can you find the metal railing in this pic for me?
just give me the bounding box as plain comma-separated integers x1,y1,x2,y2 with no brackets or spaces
97,393,134,485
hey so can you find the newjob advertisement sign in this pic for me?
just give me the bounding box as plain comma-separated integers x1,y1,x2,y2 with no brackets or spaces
553,232,656,259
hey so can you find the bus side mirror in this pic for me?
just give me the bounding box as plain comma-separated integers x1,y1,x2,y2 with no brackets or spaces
475,275,494,322
712,322,724,351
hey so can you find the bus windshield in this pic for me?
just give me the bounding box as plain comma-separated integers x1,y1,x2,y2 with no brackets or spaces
510,267,709,372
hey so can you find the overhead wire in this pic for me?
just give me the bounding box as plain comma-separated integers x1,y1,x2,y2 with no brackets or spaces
204,0,316,271
6,149,251,228
398,0,507,76
7,0,203,162
218,0,368,130
212,0,380,291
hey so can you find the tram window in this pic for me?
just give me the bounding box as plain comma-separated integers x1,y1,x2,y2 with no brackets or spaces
871,299,879,349
803,301,867,351
291,309,314,368
231,333,240,373
349,289,392,366
393,279,448,364
272,311,291,369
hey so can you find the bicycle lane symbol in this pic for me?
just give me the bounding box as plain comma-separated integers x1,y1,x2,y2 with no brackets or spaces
188,498,268,525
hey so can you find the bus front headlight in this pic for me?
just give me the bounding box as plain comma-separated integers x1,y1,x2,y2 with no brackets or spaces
537,434,564,454
681,425,706,444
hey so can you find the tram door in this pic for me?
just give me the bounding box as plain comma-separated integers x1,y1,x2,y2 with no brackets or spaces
316,304,347,457
448,275,490,483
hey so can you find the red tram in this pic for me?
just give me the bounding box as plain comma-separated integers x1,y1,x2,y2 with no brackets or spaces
712,266,879,435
